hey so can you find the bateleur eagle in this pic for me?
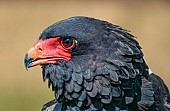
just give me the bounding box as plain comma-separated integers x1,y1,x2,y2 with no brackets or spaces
24,16,170,111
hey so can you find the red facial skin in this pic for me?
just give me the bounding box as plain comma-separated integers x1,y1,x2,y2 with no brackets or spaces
27,37,72,67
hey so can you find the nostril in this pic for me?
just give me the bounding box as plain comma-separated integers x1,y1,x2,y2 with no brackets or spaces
38,47,43,52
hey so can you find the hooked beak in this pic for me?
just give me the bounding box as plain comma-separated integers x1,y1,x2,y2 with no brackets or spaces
24,38,72,70
24,46,48,70
24,46,59,70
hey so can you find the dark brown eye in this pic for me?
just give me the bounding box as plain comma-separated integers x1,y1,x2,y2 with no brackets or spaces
61,37,76,49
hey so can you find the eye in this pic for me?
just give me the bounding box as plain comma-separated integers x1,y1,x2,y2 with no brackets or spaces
61,37,76,49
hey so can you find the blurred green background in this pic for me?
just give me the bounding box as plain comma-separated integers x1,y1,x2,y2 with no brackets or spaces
0,0,170,111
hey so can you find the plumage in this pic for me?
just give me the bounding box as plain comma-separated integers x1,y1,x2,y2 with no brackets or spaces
24,16,170,111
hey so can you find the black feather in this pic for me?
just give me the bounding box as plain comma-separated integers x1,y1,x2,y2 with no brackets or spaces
37,16,169,110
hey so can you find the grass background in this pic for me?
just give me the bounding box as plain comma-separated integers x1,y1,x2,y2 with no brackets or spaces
0,0,170,111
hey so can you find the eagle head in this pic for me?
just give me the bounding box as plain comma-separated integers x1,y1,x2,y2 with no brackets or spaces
24,16,150,110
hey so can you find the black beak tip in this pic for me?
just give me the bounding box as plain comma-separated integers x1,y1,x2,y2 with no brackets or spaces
24,53,33,70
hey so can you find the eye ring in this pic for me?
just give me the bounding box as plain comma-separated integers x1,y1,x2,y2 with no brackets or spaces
61,37,76,49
